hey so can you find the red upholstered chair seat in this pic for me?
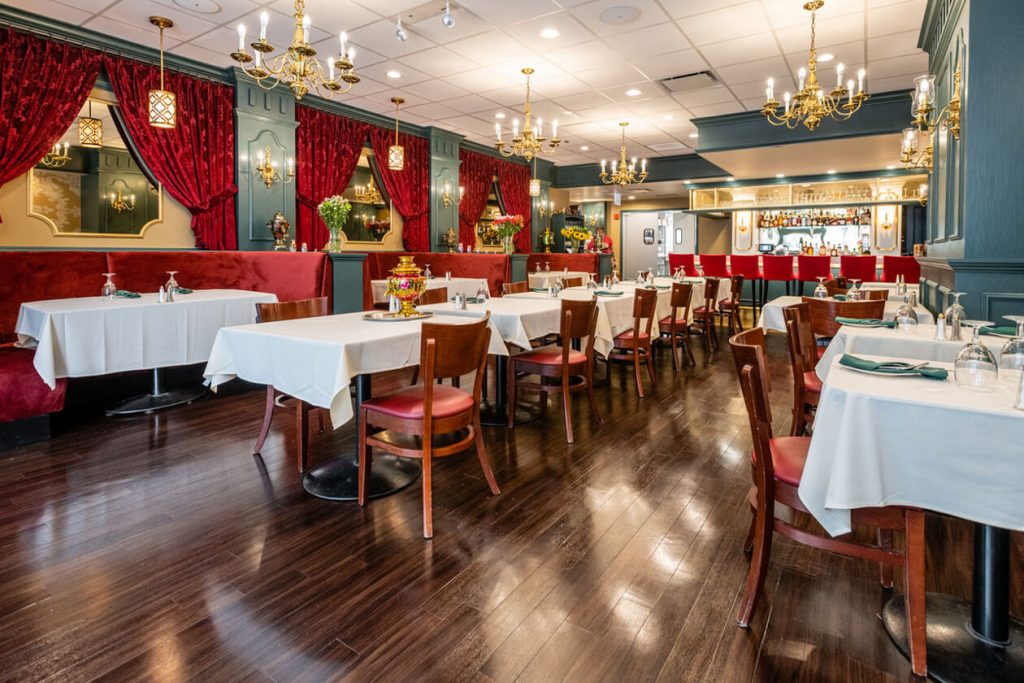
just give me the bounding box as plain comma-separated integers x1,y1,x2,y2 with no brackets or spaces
803,370,822,394
0,348,67,423
752,436,810,487
363,384,475,420
762,255,796,282
613,329,650,348
658,315,688,330
816,346,826,359
719,298,739,309
512,347,587,366
693,306,711,316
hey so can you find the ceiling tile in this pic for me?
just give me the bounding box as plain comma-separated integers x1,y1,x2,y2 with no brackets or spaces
765,0,863,30
102,0,220,41
774,11,863,48
552,90,616,112
442,67,514,92
396,46,472,74
54,0,124,11
353,0,428,16
569,0,672,38
626,96,683,115
713,55,792,87
677,2,769,45
170,41,238,68
264,0,380,32
503,10,596,48
83,15,186,49
404,101,462,119
5,0,91,24
688,101,745,117
661,0,748,19
359,61,432,85
672,85,739,108
604,21,690,57
454,0,562,24
409,8,491,43
541,40,623,71
576,63,648,89
630,48,709,81
443,94,506,115
866,52,928,80
347,18,435,58
399,78,472,102
867,29,923,61
446,31,533,65
700,32,780,67
868,0,928,37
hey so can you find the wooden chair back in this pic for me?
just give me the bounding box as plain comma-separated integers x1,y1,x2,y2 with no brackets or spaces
862,288,889,301
563,277,584,288
420,313,492,394
803,297,885,337
632,287,659,337
727,275,745,304
729,328,775,470
418,287,449,306
669,281,694,320
256,297,329,323
702,277,720,313
824,279,847,297
783,303,817,375
502,281,528,295
560,297,599,361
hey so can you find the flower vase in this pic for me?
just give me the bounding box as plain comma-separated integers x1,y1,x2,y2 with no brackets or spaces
324,225,343,253
502,234,515,254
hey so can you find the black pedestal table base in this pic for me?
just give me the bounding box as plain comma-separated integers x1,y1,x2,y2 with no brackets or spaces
883,593,1024,683
479,352,542,426
105,368,206,416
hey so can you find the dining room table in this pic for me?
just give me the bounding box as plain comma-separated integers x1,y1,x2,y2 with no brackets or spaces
370,276,488,304
16,288,277,415
204,311,507,501
801,352,1024,683
757,294,935,332
527,270,591,289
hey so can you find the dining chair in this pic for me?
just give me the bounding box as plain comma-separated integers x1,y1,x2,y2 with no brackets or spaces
502,281,529,295
358,314,498,539
782,303,820,437
718,275,746,335
840,254,878,283
690,277,721,354
699,254,731,279
803,298,885,337
658,281,695,371
563,276,584,288
418,286,449,306
823,278,848,297
728,327,927,677
252,297,330,472
606,288,659,397
507,298,602,443
729,255,763,318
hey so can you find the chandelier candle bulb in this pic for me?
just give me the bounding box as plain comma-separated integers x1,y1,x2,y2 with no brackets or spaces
237,24,246,51
858,68,865,93
302,15,310,43
339,31,346,55
512,119,519,138
259,11,269,40
495,123,502,141
799,67,806,90
766,78,774,101
552,120,558,138
836,62,844,88
847,80,854,104
328,58,335,81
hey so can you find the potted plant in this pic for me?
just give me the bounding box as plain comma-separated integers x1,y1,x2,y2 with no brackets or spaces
317,195,352,253
492,214,524,254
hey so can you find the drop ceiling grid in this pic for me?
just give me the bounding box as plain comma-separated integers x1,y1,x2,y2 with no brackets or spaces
25,0,927,166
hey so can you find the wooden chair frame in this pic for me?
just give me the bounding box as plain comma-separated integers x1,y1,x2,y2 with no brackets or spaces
803,297,885,337
690,277,721,354
782,303,819,437
658,281,696,371
605,288,659,397
502,281,529,295
718,274,746,335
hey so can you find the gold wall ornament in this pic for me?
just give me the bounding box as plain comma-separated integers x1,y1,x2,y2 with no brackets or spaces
899,65,961,172
494,68,565,161
761,1,868,131
40,142,71,168
354,174,384,204
231,1,360,101
78,101,102,148
388,97,405,170
148,17,177,129
441,179,463,207
254,145,295,189
109,190,136,213
599,122,648,187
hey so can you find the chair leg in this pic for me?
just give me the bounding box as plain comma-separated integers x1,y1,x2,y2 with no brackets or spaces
670,330,680,371
253,386,276,455
410,365,419,386
878,528,895,588
632,349,645,398
737,501,773,627
562,372,574,443
506,358,517,429
357,409,370,505
421,443,433,539
586,371,603,426
683,334,695,366
904,511,928,677
645,346,656,388
295,400,310,473
790,391,807,437
743,509,756,553
473,416,500,495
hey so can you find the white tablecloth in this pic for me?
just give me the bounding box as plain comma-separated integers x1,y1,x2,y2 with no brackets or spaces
204,312,507,427
860,282,921,296
16,289,277,389
528,271,591,289
757,295,935,332
816,324,1008,382
800,354,1024,536
420,298,563,354
370,277,489,304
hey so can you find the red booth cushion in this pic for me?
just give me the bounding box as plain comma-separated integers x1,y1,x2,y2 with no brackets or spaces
514,347,587,366
364,384,474,419
525,253,599,275
0,348,67,423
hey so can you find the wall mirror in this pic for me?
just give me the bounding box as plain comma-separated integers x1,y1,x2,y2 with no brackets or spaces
29,97,161,236
341,148,393,243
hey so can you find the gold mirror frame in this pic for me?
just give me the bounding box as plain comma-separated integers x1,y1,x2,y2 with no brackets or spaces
339,199,397,246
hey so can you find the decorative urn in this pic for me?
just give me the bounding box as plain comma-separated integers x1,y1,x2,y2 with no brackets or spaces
385,256,427,317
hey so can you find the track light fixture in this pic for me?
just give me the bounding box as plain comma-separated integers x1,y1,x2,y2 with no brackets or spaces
441,1,454,28
395,17,407,41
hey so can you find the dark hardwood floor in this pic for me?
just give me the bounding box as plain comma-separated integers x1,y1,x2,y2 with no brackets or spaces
0,327,1020,682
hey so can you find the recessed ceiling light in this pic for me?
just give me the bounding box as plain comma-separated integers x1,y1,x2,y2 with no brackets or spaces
801,183,811,187
818,53,834,62
662,114,674,121
386,70,402,79
172,0,220,13
775,173,785,178
540,27,560,39
688,133,698,139
683,179,692,184
494,112,506,119
726,176,735,181
886,164,896,170
827,169,837,174
580,145,589,151
625,88,642,97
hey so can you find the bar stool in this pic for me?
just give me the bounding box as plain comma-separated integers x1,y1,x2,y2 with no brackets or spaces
762,254,796,304
881,255,921,283
840,255,878,283
795,255,831,296
699,253,731,279
729,254,764,319
668,253,699,277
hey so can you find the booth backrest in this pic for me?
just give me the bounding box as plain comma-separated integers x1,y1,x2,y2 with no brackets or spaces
105,251,333,304
366,252,509,297
525,253,599,275
0,251,109,343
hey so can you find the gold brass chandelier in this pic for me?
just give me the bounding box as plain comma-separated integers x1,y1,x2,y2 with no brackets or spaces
494,68,564,161
900,65,961,171
231,0,359,101
254,146,295,189
600,122,648,188
355,174,384,204
761,0,868,131
40,142,71,168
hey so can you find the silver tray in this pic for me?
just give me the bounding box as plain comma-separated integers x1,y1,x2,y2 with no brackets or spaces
363,311,434,322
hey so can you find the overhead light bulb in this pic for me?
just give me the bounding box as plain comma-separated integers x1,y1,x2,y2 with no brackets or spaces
441,1,454,28
395,17,407,42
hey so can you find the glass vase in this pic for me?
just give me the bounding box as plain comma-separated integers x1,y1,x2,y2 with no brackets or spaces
503,234,515,254
324,225,343,253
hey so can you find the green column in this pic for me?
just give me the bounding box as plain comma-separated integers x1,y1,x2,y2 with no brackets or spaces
328,253,368,313
426,127,464,252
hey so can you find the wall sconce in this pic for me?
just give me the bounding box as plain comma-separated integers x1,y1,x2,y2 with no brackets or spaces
442,179,463,208
899,64,961,171
148,17,177,129
538,200,555,218
254,145,294,189
40,142,71,168
109,190,136,213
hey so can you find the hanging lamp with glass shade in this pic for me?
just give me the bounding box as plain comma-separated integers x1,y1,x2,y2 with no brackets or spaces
78,100,103,148
388,97,404,171
529,159,540,197
148,16,177,129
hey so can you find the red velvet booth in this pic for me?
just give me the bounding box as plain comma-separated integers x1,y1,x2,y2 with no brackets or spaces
839,255,878,283
881,255,921,283
668,253,700,277
525,253,599,276
0,250,333,426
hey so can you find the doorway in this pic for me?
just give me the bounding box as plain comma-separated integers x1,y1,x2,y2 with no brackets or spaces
621,210,694,277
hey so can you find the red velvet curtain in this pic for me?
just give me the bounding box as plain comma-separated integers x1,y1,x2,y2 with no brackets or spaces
497,161,534,252
0,29,101,222
368,127,430,252
104,56,237,250
295,105,370,249
458,149,499,247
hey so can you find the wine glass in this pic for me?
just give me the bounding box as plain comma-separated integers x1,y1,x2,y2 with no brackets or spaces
894,294,919,332
165,270,179,294
475,284,488,302
423,264,433,280
611,271,620,286
955,321,999,391
586,273,598,291
847,279,862,301
813,276,828,299
535,262,541,272
101,273,117,299
544,261,551,272
998,316,1024,390
603,274,612,289
945,292,967,340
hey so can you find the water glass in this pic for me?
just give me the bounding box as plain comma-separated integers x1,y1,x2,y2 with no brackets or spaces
165,270,179,294
603,274,612,289
813,276,828,299
475,285,488,302
424,264,433,280
102,273,117,299
847,279,862,301
955,322,999,391
945,292,967,341
894,294,919,332
998,316,1024,390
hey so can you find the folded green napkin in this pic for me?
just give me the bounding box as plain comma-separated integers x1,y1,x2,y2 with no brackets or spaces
981,325,1017,336
174,287,193,294
655,284,670,290
839,354,948,380
833,294,847,301
835,317,895,328
115,290,141,299
596,290,624,297
531,287,548,292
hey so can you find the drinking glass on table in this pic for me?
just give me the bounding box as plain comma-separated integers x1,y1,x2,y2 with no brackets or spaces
165,270,179,295
423,264,432,280
847,279,862,301
544,262,550,272
101,272,117,299
894,294,919,332
944,292,967,340
955,321,999,391
813,277,828,299
586,273,597,291
475,284,488,302
998,316,1024,389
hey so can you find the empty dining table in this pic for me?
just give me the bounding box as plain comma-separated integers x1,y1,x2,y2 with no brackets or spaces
528,270,591,289
758,294,935,332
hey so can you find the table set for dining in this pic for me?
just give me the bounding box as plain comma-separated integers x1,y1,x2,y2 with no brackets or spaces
758,294,935,332
370,275,489,304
